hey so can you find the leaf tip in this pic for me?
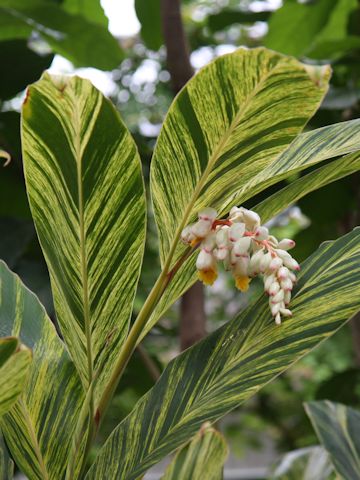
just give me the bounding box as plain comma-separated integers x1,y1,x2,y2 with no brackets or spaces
303,64,332,88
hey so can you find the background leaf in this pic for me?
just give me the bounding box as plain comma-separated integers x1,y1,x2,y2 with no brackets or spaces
21,74,147,398
0,0,123,70
161,423,228,480
305,401,360,479
0,261,84,480
135,0,163,51
0,337,31,418
86,228,360,480
270,446,334,480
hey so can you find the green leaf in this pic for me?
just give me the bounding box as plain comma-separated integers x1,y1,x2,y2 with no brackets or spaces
254,151,360,223
305,401,360,480
270,446,334,480
306,0,358,60
265,0,338,57
0,40,53,101
161,424,228,480
207,9,271,32
135,0,163,50
0,261,84,480
0,430,14,480
63,0,108,27
21,74,146,398
0,1,123,70
151,48,329,267
0,337,31,418
86,228,360,479
145,118,360,340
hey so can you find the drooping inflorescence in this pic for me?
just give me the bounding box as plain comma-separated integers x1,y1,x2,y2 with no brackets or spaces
181,206,300,325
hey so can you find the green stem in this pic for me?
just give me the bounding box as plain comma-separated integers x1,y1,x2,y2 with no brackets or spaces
95,244,194,425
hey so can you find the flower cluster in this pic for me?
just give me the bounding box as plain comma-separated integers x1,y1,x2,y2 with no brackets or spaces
181,206,300,325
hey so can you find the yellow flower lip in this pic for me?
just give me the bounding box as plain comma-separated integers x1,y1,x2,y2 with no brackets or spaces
235,275,251,292
198,269,218,286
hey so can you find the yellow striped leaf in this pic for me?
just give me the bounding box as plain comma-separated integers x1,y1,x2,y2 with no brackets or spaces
254,151,360,222
0,337,31,418
270,446,334,480
151,48,329,266
86,228,360,479
143,119,360,341
21,74,146,398
161,423,228,480
0,431,13,480
305,401,360,480
0,261,84,480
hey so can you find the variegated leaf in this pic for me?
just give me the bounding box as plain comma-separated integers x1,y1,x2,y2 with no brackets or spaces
21,74,146,398
0,337,31,418
151,47,329,266
270,446,335,480
86,228,360,480
305,401,360,480
0,261,84,480
161,423,228,480
0,431,13,480
254,151,360,222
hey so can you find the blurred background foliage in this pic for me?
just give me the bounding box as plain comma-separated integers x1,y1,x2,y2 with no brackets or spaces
1,0,360,474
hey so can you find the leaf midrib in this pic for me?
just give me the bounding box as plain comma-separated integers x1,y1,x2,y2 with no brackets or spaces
19,398,49,480
73,95,93,387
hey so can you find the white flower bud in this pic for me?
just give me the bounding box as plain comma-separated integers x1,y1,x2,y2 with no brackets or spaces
191,219,212,238
198,207,217,222
264,274,276,291
280,308,292,317
272,290,285,303
200,231,216,252
269,256,283,271
233,237,251,256
283,257,300,271
260,251,272,272
275,312,282,325
249,249,265,275
268,281,280,296
268,235,279,247
284,290,292,305
196,249,215,270
277,266,290,280
241,208,261,230
278,238,296,250
229,206,244,223
271,302,281,316
232,256,249,277
216,228,229,248
228,223,245,242
280,278,293,291
289,272,297,283
213,248,228,262
254,226,269,241
181,225,195,244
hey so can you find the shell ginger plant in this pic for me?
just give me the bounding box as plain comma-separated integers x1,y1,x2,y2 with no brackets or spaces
1,48,360,480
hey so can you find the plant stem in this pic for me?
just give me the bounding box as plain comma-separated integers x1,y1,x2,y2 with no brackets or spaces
95,244,194,424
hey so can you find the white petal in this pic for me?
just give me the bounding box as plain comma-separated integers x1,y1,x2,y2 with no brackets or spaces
196,250,215,270
228,223,245,242
280,278,293,291
198,207,217,221
283,257,300,271
277,266,290,279
260,251,272,272
241,208,261,230
269,257,283,271
264,274,275,291
233,237,251,256
269,281,280,296
191,219,212,238
216,228,229,248
254,226,269,241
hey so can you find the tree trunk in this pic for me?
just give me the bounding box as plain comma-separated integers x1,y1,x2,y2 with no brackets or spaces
160,0,207,350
